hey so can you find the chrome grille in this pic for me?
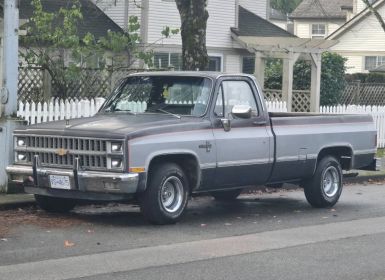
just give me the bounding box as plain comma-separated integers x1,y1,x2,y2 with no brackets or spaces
16,136,122,171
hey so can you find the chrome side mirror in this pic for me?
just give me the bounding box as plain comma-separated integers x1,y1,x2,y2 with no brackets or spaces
221,118,231,132
231,105,252,119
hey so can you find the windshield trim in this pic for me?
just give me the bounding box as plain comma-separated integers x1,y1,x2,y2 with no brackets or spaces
99,75,215,118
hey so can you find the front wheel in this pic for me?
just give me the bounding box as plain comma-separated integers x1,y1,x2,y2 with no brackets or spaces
34,195,77,213
139,163,189,225
303,156,343,208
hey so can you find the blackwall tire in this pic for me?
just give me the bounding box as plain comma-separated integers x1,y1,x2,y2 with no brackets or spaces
303,156,343,208
34,195,76,213
139,163,189,225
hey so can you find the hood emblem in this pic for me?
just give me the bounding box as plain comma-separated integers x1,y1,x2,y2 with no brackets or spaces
56,148,69,156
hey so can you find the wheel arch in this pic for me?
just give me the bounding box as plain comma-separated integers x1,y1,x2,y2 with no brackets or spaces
145,151,201,193
314,145,354,173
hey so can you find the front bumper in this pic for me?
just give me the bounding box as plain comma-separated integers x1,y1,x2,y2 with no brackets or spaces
6,164,140,196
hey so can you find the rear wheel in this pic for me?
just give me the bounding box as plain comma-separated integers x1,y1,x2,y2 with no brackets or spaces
210,189,242,201
139,163,189,225
34,195,76,213
303,156,343,208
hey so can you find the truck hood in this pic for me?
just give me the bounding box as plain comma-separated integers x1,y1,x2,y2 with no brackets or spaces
15,113,209,139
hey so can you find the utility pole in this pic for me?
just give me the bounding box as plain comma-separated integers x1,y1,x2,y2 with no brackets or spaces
0,0,22,192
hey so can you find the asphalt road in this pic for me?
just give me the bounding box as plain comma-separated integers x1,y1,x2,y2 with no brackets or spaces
1,182,385,279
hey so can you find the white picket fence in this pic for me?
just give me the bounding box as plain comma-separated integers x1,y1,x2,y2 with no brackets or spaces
320,105,385,148
16,99,385,148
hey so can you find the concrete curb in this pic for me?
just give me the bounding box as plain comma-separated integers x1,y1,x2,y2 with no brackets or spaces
0,194,35,210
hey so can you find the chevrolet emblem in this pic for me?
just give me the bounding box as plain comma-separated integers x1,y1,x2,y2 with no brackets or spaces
56,148,68,156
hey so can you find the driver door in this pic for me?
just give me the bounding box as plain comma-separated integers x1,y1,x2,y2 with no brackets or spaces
211,78,272,188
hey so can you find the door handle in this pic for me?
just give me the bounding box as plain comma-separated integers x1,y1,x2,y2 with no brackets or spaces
253,120,267,126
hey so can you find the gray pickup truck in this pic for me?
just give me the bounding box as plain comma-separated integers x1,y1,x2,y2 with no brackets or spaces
7,72,377,224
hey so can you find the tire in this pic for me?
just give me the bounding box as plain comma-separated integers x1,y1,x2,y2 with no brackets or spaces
210,189,242,201
303,156,343,208
139,163,189,225
34,195,76,213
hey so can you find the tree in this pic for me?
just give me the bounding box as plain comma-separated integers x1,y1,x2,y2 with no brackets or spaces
362,0,385,32
270,0,302,15
175,0,209,70
20,0,163,99
264,52,347,106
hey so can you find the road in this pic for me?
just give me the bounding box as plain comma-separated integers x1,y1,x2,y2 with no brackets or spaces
1,182,385,279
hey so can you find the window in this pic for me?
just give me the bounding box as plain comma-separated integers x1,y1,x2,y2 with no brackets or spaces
242,56,255,74
103,76,212,117
365,56,385,71
214,80,258,118
154,53,182,70
207,56,222,72
311,24,326,38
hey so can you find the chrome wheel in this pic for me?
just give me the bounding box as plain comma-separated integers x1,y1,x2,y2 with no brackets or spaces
322,166,340,198
160,176,184,213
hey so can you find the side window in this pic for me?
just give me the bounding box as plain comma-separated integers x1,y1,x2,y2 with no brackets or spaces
214,80,258,118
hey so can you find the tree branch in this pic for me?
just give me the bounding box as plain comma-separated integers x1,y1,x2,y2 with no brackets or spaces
362,0,385,33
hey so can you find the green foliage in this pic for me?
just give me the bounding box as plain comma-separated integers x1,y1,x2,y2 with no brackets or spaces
264,52,347,106
320,52,347,106
21,0,177,99
270,0,302,14
346,72,385,83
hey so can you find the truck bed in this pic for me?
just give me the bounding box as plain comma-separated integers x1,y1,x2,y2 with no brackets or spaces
267,112,377,183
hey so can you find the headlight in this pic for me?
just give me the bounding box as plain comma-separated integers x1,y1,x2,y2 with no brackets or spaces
17,153,27,162
111,142,122,152
17,138,26,147
111,159,122,168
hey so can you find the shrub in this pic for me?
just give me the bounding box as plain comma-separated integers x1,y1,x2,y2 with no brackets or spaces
264,52,347,106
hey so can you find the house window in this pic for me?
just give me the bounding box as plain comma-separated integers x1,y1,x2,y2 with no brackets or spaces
365,56,385,70
207,56,222,72
242,56,255,74
154,53,182,70
154,52,222,71
311,24,326,38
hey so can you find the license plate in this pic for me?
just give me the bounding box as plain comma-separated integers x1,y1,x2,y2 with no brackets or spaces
49,175,71,190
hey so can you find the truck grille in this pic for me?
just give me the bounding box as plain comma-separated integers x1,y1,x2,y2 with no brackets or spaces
18,136,119,170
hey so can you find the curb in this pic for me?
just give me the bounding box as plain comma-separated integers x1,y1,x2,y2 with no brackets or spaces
0,195,35,210
344,174,385,184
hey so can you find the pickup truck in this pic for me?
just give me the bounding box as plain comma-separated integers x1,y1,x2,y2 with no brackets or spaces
6,72,377,224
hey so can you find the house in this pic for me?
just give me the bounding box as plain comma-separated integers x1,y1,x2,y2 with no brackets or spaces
269,7,293,33
328,0,385,73
290,0,353,39
98,0,283,72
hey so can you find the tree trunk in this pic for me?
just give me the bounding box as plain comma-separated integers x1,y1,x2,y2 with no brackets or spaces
175,0,209,71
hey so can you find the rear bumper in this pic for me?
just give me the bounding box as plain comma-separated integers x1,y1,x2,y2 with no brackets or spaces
6,164,140,197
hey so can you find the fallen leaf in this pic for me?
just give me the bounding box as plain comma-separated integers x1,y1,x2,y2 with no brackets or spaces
200,224,207,227
224,223,232,226
330,209,336,212
64,240,75,248
1,238,8,242
87,229,94,233
322,216,329,219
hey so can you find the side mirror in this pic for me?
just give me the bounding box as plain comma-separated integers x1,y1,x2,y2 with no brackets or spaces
231,105,252,119
221,118,231,132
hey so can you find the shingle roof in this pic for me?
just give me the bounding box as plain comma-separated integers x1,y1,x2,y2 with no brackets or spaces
19,0,124,39
232,6,294,37
290,0,353,19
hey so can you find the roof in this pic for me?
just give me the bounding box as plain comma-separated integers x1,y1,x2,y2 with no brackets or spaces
19,0,124,39
328,0,385,39
290,0,353,19
231,6,294,37
129,71,255,79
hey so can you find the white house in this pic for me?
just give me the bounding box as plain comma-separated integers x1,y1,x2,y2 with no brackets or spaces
328,0,385,73
290,0,353,39
97,0,294,73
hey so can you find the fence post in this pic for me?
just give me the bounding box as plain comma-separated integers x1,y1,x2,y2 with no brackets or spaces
354,80,361,105
42,69,52,101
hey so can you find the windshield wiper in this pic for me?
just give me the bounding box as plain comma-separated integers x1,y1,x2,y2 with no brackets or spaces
104,108,134,114
156,108,181,119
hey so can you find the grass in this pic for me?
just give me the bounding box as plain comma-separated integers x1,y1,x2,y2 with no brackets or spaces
377,149,385,158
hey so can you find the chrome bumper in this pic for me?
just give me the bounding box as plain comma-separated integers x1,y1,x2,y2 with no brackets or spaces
6,164,140,195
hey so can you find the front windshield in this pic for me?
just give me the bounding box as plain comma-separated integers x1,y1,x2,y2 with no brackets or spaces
102,76,213,117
